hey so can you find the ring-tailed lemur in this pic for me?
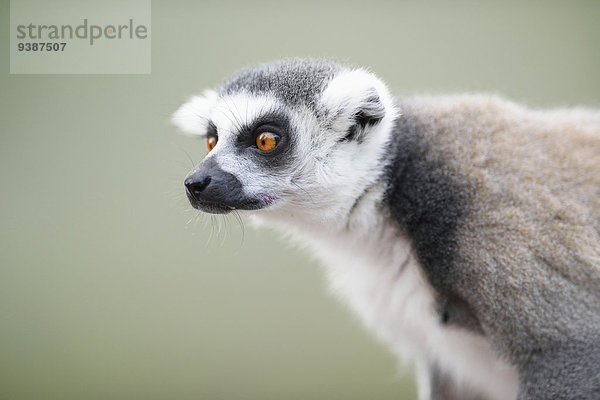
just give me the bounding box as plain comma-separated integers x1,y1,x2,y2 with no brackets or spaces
172,59,600,400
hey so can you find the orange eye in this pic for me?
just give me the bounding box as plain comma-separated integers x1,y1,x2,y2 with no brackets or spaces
256,132,279,152
206,135,217,152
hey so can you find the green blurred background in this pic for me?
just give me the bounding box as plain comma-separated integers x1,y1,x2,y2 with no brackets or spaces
1,1,599,399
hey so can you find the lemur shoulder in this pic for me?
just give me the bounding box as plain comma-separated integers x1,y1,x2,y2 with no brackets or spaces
173,59,600,400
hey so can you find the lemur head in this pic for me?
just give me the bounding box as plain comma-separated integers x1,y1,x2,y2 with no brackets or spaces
173,59,397,226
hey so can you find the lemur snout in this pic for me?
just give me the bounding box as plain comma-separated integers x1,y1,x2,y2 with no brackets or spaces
184,168,235,213
184,163,263,214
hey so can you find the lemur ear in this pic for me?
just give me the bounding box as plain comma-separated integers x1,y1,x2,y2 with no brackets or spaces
172,89,218,136
319,69,392,141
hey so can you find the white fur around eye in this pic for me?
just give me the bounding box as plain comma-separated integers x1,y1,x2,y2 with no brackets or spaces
171,89,218,136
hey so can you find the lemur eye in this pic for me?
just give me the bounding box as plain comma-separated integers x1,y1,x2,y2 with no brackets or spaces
206,135,217,152
256,132,279,152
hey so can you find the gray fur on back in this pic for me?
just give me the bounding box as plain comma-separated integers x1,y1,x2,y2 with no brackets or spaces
219,59,344,109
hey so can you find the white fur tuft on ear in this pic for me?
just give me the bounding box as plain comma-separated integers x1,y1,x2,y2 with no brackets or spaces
319,69,395,135
171,89,218,136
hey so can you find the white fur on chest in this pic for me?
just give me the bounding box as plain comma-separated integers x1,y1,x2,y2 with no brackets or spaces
310,229,517,400
255,195,518,400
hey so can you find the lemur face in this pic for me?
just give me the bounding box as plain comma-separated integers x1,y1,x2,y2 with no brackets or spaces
173,60,396,221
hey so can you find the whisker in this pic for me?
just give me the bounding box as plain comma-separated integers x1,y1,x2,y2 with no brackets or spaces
207,215,215,247
233,210,246,254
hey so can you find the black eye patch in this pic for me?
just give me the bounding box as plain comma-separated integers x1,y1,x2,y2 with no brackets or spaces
233,111,294,169
206,120,218,138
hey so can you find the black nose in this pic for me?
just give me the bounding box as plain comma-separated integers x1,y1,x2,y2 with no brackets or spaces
184,176,211,201
183,164,260,213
